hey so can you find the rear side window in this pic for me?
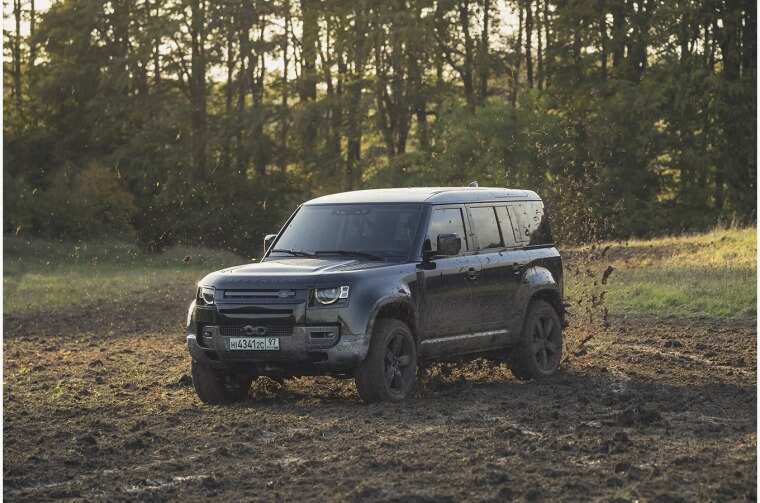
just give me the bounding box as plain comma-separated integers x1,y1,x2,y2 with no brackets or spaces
426,207,468,253
468,206,503,250
495,207,518,247
507,201,552,245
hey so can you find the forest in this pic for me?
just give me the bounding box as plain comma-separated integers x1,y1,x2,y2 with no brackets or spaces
3,0,756,254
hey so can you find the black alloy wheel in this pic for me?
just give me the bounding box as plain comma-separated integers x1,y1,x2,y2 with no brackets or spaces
507,299,563,380
530,310,562,372
355,318,417,403
384,330,415,394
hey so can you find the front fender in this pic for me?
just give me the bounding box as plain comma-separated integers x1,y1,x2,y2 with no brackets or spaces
365,292,416,339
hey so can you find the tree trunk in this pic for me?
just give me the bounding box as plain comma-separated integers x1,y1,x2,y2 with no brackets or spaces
459,1,475,109
299,0,318,101
113,0,131,96
252,17,267,176
678,0,690,64
626,0,653,81
525,0,534,88
715,0,749,215
611,1,625,70
319,18,342,181
511,1,524,107
713,0,741,213
477,0,491,103
29,0,36,86
221,28,235,171
345,4,368,190
152,0,161,85
543,0,551,86
279,0,291,171
13,0,22,114
434,1,445,94
742,0,755,76
190,0,208,180
374,30,395,158
236,6,253,175
599,0,607,79
299,0,319,176
536,0,543,89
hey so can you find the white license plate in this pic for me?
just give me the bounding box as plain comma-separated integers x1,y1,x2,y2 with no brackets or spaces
227,337,280,351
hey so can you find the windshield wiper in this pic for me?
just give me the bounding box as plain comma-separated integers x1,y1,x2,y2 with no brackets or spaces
314,250,386,262
271,248,316,258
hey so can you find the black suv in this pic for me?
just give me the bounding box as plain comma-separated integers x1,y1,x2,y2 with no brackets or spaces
186,187,563,404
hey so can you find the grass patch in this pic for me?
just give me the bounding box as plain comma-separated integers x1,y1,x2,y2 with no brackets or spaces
5,228,756,320
3,237,247,316
566,227,757,320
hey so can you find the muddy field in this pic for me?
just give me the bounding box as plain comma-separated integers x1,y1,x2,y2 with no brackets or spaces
3,289,756,502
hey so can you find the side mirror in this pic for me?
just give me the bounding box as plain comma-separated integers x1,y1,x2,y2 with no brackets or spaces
263,233,277,252
436,233,462,256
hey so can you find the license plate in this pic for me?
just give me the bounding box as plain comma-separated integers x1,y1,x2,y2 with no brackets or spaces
227,337,280,351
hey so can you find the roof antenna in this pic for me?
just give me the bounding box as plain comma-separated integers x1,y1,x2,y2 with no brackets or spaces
468,181,479,188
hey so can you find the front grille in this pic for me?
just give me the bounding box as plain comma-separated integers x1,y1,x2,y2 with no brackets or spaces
219,289,303,304
219,325,294,338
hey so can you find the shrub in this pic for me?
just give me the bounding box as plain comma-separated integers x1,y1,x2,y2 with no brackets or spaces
39,163,137,240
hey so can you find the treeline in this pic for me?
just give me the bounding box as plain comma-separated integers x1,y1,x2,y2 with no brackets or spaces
3,0,756,254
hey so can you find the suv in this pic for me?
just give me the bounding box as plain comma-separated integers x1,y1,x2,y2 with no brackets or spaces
186,187,563,404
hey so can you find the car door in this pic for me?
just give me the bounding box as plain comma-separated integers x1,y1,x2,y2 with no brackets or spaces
419,205,483,358
463,204,526,349
465,205,507,336
495,205,530,335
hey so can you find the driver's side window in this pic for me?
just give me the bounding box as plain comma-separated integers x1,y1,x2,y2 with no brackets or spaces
426,207,469,254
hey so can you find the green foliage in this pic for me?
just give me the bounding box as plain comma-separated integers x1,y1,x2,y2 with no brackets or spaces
5,163,137,239
2,0,756,248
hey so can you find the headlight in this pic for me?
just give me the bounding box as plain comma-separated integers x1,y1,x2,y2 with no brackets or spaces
186,300,196,328
314,285,350,305
198,286,215,305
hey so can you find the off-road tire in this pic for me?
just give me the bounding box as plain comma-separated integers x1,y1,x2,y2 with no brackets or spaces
191,360,251,405
508,300,563,380
355,319,417,404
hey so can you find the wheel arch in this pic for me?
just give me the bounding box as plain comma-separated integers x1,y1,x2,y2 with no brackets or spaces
367,297,418,344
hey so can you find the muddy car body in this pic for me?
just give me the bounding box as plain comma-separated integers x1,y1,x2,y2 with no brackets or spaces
186,187,564,403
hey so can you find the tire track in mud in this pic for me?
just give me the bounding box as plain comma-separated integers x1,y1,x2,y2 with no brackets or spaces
617,343,755,376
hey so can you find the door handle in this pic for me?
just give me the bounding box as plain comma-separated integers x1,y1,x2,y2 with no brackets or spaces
466,267,480,281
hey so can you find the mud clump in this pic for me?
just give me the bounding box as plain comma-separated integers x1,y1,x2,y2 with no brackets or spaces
616,403,663,427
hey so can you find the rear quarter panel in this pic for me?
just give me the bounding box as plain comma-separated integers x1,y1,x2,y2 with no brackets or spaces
510,246,563,343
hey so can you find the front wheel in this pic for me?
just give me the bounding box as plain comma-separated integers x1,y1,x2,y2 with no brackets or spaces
191,360,251,405
507,300,563,380
355,319,417,403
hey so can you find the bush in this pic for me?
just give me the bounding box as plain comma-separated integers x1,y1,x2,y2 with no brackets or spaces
35,163,137,240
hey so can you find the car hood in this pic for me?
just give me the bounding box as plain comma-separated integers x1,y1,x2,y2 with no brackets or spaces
199,257,391,289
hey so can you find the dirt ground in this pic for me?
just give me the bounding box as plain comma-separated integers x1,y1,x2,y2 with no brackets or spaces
3,291,757,502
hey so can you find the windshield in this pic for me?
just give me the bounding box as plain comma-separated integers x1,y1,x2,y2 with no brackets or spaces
272,204,423,259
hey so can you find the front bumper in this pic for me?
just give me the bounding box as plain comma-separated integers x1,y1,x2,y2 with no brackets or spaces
187,325,370,376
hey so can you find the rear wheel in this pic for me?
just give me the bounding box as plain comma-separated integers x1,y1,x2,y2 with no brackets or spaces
191,360,251,405
355,319,417,403
508,300,563,380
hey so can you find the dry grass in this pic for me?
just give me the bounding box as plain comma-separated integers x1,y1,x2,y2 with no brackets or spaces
3,237,246,315
565,227,756,320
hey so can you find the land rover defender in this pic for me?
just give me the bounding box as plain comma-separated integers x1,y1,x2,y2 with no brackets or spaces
186,187,564,404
